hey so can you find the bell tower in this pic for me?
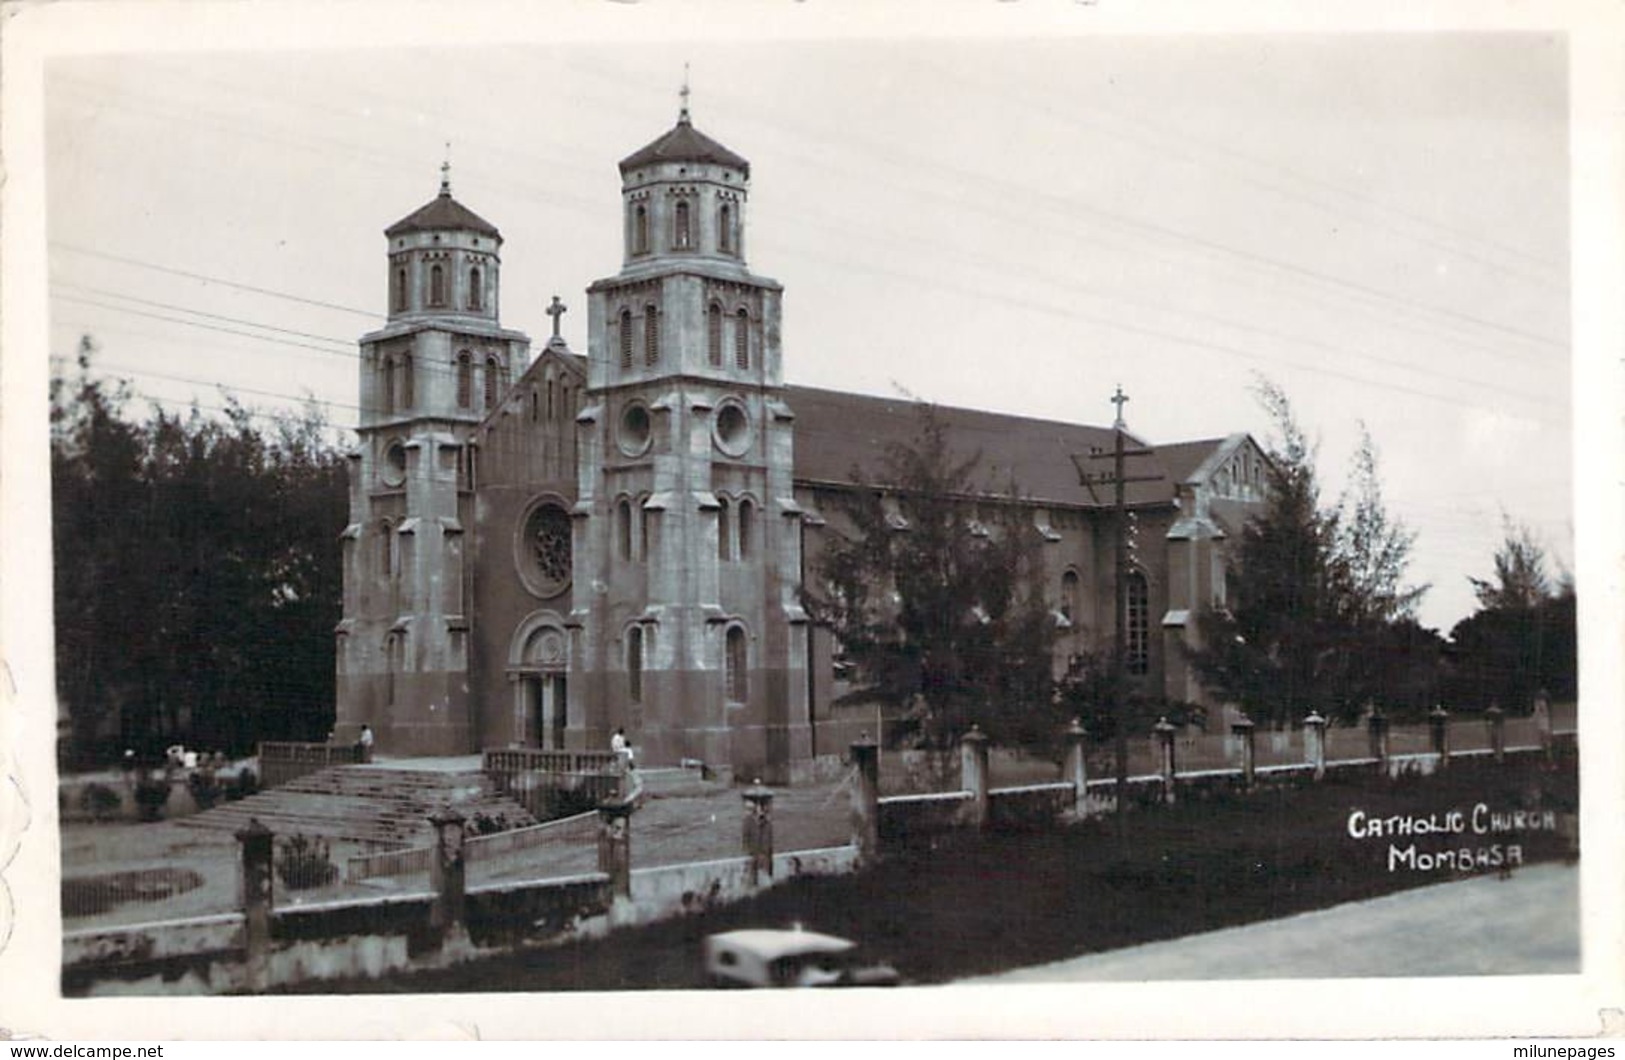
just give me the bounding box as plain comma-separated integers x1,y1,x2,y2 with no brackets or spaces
573,92,810,782
336,164,531,756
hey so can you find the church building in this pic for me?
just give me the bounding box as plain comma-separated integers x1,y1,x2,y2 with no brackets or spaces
334,103,1269,783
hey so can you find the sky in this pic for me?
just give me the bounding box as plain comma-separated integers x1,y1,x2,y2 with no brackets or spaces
35,14,1580,637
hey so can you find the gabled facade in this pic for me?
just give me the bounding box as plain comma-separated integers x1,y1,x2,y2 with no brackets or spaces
335,112,1268,780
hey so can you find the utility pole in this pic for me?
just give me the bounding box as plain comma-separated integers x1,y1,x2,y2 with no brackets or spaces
1071,385,1158,839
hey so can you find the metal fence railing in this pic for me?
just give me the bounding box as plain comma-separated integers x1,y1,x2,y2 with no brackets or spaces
271,834,345,904
61,866,209,920
481,747,627,820
344,810,604,884
258,742,365,790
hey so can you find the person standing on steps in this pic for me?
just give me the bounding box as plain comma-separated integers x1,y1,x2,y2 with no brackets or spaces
611,727,634,770
358,723,375,763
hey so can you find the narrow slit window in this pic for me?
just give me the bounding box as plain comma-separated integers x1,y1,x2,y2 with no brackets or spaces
429,263,445,306
737,498,754,559
627,626,643,703
734,309,749,369
708,303,723,366
456,352,473,408
718,204,733,254
644,305,659,366
725,626,747,703
619,309,633,369
484,356,500,409
468,266,482,310
717,497,732,561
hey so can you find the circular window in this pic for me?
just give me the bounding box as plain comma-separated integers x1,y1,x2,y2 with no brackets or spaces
381,441,407,487
518,501,573,598
618,402,652,456
713,401,751,457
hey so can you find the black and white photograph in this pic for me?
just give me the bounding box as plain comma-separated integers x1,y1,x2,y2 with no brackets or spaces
1,0,1620,1042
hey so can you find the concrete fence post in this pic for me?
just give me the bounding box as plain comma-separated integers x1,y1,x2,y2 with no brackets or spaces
428,808,467,948
596,799,634,899
741,780,775,887
1231,714,1256,789
1303,712,1327,780
849,736,880,863
1062,717,1089,817
235,818,273,993
1429,705,1451,768
1487,705,1506,764
1367,708,1390,772
960,725,991,828
1154,717,1177,805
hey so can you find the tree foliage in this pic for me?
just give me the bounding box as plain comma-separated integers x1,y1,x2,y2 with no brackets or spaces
1444,518,1576,712
1191,379,1434,726
52,338,349,764
803,403,1061,747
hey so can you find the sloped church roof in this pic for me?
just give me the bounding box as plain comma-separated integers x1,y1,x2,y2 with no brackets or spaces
385,183,501,239
619,113,751,177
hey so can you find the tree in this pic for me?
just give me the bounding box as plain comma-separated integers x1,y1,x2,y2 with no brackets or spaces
1445,519,1576,712
1191,380,1428,726
51,339,349,764
803,403,1061,747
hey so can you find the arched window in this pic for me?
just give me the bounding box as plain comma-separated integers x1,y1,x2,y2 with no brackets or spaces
484,356,500,409
674,200,691,249
456,352,473,409
1125,571,1150,676
639,501,651,560
382,357,396,415
644,304,659,366
468,266,482,310
429,263,445,306
633,204,649,255
530,389,539,423
734,308,749,369
718,203,733,254
707,303,723,366
619,309,633,369
546,374,556,420
717,496,732,561
725,625,747,703
627,625,644,703
617,498,633,561
392,266,407,312
737,498,754,559
1061,570,1079,624
401,353,414,410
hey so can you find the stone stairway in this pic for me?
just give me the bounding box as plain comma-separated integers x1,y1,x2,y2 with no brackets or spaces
175,764,540,847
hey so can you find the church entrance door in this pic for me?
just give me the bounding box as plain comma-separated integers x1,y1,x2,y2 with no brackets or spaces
524,672,567,750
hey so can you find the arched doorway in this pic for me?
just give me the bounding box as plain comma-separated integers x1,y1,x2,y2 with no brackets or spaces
509,615,569,750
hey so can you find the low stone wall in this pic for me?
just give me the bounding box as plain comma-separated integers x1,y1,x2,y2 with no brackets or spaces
878,790,973,838
624,845,860,923
61,873,614,997
62,843,862,996
988,782,1075,829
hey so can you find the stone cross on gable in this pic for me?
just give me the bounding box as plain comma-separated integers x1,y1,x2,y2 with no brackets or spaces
546,295,567,340
1111,384,1129,429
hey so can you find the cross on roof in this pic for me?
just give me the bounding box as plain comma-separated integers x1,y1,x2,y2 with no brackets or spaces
1111,384,1129,429
546,295,567,339
440,142,452,196
679,63,691,123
